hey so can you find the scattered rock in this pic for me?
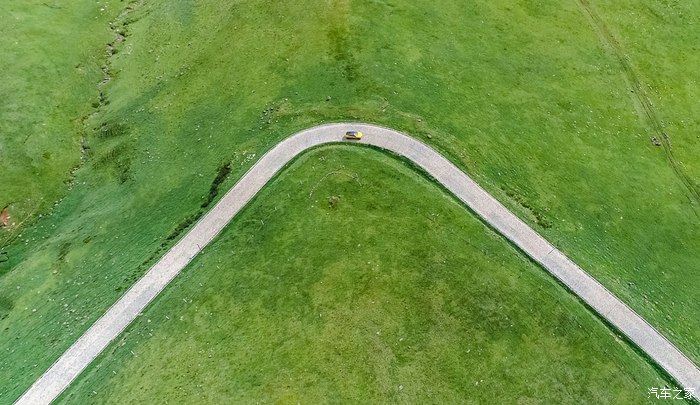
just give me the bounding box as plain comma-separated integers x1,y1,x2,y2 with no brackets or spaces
326,95,332,101
327,195,340,208
650,136,661,146
427,134,433,139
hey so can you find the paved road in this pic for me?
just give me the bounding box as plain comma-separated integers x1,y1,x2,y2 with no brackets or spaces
17,123,700,403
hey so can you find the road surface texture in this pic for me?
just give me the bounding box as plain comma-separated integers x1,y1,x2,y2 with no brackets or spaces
17,123,700,403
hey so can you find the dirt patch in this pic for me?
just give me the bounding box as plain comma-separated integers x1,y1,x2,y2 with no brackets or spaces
0,207,9,227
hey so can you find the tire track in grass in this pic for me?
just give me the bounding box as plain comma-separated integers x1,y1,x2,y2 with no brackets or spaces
576,0,700,213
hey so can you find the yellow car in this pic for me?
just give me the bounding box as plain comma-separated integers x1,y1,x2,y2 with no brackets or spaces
344,130,363,140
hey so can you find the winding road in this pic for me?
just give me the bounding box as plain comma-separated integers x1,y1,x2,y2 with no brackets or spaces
17,123,700,403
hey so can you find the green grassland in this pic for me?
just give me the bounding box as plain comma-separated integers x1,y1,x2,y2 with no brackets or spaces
60,146,667,403
1,0,699,402
0,0,121,239
589,0,700,185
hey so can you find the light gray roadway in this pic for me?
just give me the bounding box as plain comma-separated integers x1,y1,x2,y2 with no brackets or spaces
17,123,700,403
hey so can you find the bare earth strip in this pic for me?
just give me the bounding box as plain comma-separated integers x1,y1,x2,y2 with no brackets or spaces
17,123,700,403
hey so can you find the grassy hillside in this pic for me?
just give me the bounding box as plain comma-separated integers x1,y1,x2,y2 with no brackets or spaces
587,0,700,187
1,0,699,401
0,0,120,242
60,146,668,404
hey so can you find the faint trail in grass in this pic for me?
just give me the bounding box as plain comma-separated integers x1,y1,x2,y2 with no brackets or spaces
308,170,363,198
575,0,700,212
325,0,360,82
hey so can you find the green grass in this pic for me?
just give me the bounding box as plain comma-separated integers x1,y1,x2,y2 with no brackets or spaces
587,0,700,184
1,0,700,402
0,0,121,239
60,146,668,403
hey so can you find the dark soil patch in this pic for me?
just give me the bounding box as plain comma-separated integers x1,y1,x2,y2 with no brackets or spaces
0,295,13,321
